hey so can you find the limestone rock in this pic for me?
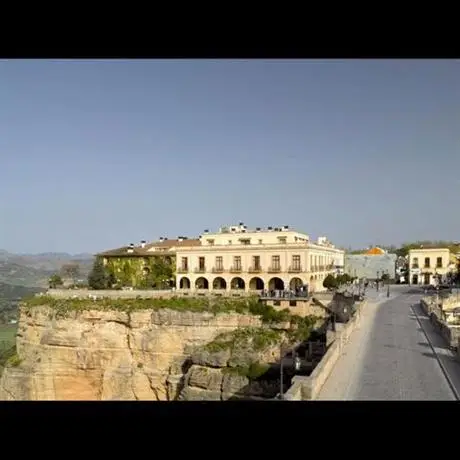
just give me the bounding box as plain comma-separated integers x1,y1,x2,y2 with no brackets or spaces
0,305,259,401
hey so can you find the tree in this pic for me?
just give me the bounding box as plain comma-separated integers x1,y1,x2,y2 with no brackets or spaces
149,259,174,289
88,258,109,290
61,263,80,284
48,274,63,289
323,274,338,290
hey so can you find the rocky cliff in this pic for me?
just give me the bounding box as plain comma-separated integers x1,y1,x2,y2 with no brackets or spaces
179,326,288,400
0,303,262,400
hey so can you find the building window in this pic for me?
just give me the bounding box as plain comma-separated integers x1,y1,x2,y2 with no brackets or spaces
240,238,251,245
207,239,215,245
215,256,223,270
258,239,263,244
253,256,261,269
424,257,430,268
199,257,205,270
234,256,241,270
272,255,280,270
292,255,301,270
181,257,188,270
412,258,419,269
278,237,287,244
436,257,443,268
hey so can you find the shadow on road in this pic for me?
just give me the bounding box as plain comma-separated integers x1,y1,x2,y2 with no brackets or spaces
421,352,436,359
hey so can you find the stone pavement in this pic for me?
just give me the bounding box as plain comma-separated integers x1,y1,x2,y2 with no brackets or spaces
317,285,459,400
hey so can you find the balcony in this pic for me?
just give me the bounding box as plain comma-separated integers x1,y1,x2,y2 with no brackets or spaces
177,267,189,274
248,266,262,273
268,266,281,273
319,265,325,271
424,265,430,269
194,267,206,274
212,267,224,273
411,265,419,269
288,266,302,273
229,266,242,273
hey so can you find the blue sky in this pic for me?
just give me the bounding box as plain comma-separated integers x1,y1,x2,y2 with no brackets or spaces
0,59,458,254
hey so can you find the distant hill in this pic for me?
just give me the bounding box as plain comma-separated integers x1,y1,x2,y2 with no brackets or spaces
0,250,94,281
0,282,46,325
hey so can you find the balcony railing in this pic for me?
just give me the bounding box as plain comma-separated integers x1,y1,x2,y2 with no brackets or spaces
424,265,430,269
248,266,262,273
212,267,224,273
194,267,206,273
177,267,189,274
229,266,242,273
288,266,302,273
268,266,281,273
412,265,419,269
319,265,325,271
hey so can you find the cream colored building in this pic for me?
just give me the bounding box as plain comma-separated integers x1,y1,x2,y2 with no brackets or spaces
175,223,343,294
408,248,452,285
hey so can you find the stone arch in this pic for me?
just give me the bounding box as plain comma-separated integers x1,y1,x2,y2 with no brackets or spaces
289,277,303,290
268,277,284,290
179,277,191,289
195,277,209,289
213,277,227,290
230,277,245,290
249,277,264,290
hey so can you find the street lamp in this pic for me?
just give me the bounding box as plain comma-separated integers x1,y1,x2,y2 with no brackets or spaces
376,271,380,291
386,270,390,298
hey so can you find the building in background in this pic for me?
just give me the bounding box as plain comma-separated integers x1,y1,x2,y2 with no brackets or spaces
97,237,200,288
344,251,397,280
175,223,344,294
408,247,453,285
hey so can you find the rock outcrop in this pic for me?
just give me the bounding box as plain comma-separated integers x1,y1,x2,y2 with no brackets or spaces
0,305,262,400
179,327,288,400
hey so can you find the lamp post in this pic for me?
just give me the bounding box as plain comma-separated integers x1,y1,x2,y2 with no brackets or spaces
386,270,390,298
376,271,380,291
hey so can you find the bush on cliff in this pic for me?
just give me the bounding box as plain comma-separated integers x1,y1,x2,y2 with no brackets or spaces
22,294,294,323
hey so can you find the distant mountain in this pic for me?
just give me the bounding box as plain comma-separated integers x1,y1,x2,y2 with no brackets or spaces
0,281,46,325
0,250,94,276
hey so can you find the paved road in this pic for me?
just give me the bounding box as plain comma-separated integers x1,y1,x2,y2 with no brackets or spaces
317,285,460,400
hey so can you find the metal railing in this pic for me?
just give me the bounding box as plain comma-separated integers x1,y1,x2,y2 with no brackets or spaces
268,266,281,273
288,266,302,273
194,267,206,273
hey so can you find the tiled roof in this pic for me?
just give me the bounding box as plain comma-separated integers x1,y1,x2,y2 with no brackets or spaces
365,247,386,255
97,239,201,257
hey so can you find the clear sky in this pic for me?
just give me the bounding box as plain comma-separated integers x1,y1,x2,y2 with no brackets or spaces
0,59,458,254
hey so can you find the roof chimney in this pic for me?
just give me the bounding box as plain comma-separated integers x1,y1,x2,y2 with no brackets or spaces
140,240,146,248
127,243,134,253
283,225,289,230
178,236,184,242
267,226,273,231
204,229,209,234
159,237,164,242
256,227,261,232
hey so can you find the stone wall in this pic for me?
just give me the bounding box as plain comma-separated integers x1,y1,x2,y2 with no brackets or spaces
283,300,366,400
420,298,460,350
344,254,396,280
47,289,256,300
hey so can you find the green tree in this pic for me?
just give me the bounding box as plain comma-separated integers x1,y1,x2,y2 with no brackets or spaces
48,274,63,289
150,259,174,289
323,274,338,290
88,258,109,290
61,263,80,284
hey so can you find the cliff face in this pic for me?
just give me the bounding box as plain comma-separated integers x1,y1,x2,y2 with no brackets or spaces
0,305,261,400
